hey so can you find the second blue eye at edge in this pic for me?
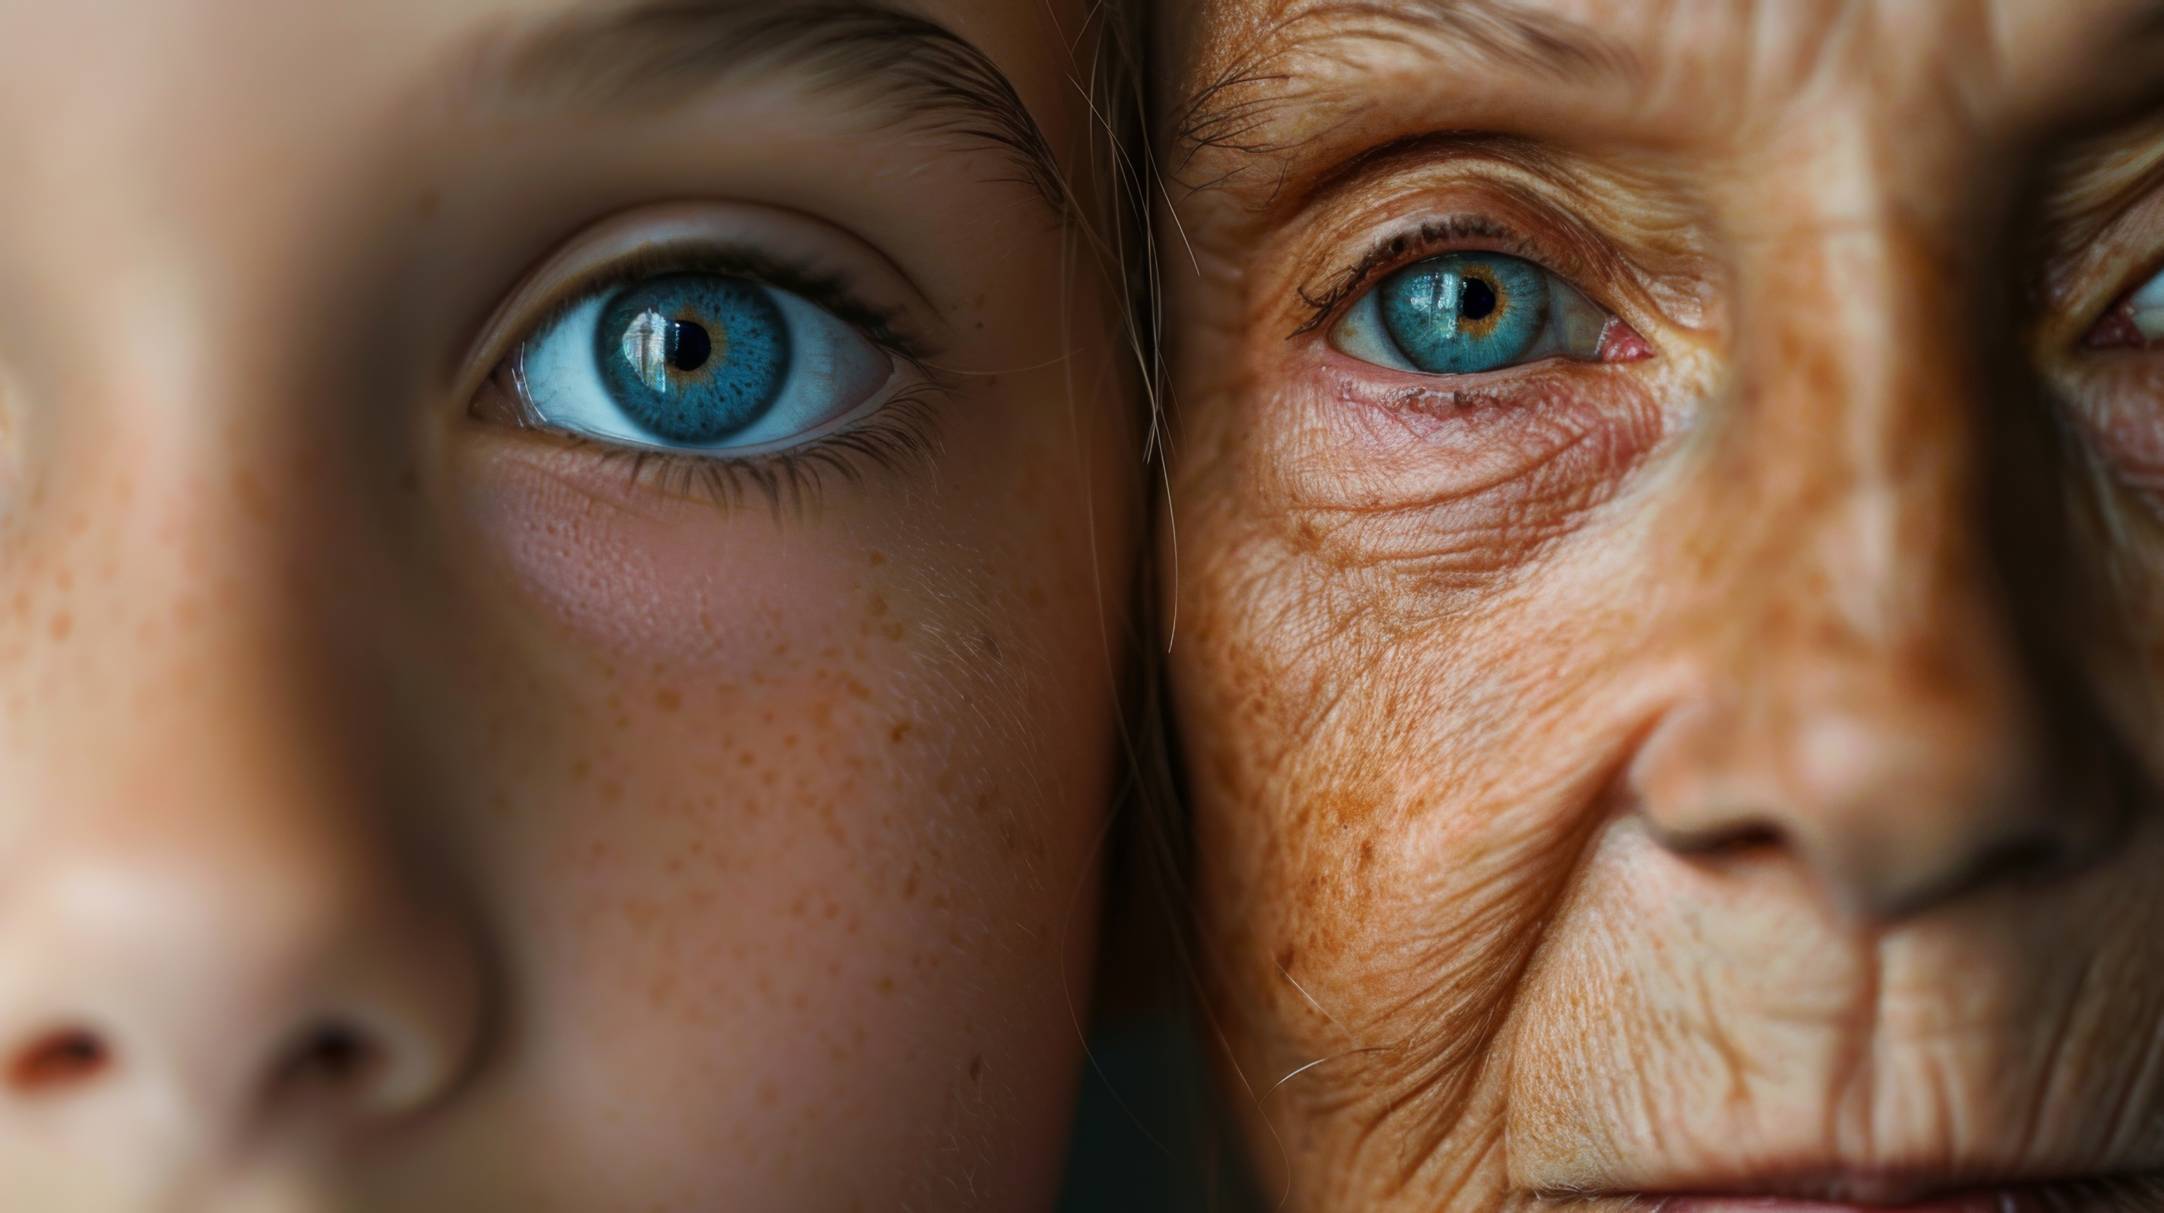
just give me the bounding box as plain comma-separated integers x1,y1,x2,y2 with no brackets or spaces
1379,252,1549,374
596,275,792,445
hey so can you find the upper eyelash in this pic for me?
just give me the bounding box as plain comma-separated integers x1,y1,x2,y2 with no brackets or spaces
1294,215,1544,335
508,244,942,370
482,244,953,517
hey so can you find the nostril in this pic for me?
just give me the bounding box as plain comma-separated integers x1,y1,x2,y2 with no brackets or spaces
7,1026,111,1095
273,1020,383,1095
1647,816,1787,859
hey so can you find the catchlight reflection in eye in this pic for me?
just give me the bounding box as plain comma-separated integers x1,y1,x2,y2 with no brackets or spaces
1331,251,1628,374
517,272,895,454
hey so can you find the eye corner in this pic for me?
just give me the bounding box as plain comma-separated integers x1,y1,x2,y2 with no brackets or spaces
1593,317,1656,364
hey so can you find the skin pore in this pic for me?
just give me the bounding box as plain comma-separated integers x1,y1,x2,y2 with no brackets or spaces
0,0,1136,1208
1157,1,2164,1210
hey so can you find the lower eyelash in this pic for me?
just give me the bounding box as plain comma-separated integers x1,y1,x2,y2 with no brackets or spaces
573,383,946,520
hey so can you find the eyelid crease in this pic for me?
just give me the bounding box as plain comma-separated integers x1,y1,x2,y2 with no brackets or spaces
451,204,948,401
511,244,941,372
1281,131,1568,229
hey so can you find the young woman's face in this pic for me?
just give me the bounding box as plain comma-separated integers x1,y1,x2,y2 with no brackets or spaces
0,1,1134,1206
1159,0,2164,1209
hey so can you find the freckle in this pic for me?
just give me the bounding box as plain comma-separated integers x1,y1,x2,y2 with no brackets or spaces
398,464,420,494
889,720,912,745
876,976,894,995
1276,942,1297,972
968,1054,983,1083
600,779,623,805
868,593,888,617
1025,585,1047,611
757,1079,779,1107
868,550,886,567
414,187,441,218
47,612,70,641
902,864,920,899
783,734,798,749
655,688,680,712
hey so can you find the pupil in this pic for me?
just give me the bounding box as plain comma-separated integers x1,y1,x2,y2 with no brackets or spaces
1458,277,1497,322
666,321,713,373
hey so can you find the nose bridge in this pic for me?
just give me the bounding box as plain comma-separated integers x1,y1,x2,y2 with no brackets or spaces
1732,192,2001,665
12,420,340,811
1632,171,2123,918
0,382,485,1170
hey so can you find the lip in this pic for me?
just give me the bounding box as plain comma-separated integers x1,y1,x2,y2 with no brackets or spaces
1656,1198,2022,1213
1636,1175,2164,1213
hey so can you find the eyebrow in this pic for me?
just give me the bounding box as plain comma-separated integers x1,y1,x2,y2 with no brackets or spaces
1174,0,1639,167
467,0,1068,217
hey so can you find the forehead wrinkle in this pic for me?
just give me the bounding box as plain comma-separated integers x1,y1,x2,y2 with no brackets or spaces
1172,0,2164,187
1170,0,1638,166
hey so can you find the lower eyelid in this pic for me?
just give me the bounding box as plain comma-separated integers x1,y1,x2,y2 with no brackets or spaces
1289,353,1664,498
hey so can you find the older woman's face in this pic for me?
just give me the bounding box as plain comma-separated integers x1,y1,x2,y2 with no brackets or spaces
0,0,1133,1207
1160,0,2164,1208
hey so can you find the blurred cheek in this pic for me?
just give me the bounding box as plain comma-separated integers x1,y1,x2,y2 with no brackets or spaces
437,427,1106,1198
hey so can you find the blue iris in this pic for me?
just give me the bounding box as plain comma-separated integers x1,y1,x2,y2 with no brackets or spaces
1377,252,1549,374
594,275,790,444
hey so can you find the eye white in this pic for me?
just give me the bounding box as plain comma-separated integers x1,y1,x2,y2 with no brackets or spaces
517,281,896,455
2133,267,2164,341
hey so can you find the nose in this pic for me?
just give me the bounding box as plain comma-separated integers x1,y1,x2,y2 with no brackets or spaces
0,446,488,1174
1631,654,2126,920
1630,211,2130,922
0,808,484,1161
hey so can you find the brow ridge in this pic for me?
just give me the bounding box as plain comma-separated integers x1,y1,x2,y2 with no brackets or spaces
475,0,1068,215
1172,0,1640,168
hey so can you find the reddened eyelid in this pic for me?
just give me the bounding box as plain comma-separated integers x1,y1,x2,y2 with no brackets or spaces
2083,257,2164,348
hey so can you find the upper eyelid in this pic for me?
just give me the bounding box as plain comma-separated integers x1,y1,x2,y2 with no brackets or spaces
1291,215,1600,338
515,248,930,367
454,203,940,402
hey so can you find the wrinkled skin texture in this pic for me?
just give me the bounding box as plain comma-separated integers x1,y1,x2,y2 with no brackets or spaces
0,0,1135,1208
1158,1,2164,1209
